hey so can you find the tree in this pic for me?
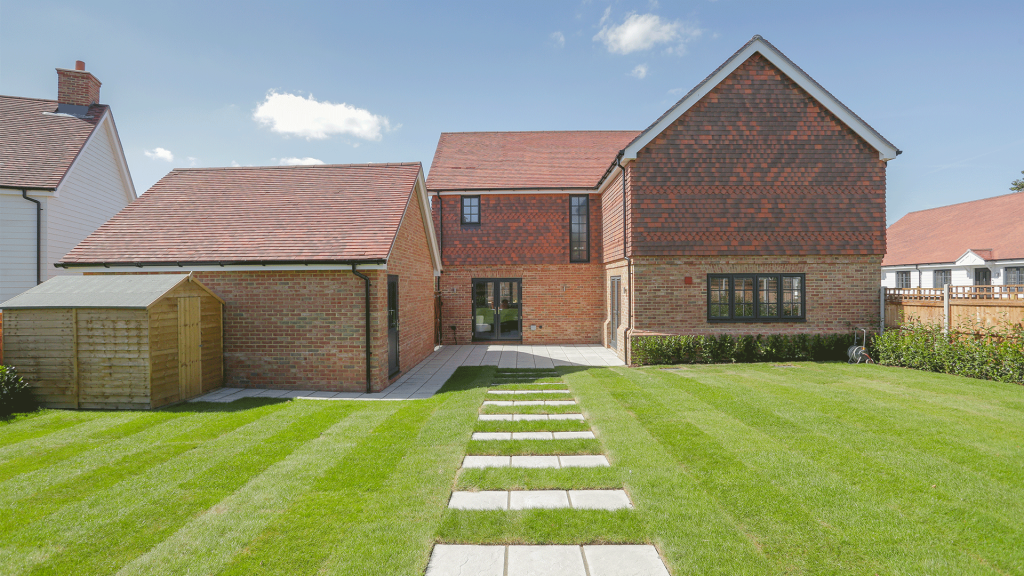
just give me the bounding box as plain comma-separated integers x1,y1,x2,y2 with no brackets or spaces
1012,170,1024,193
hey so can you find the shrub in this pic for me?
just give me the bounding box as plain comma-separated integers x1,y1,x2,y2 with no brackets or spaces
1,365,36,418
631,332,854,366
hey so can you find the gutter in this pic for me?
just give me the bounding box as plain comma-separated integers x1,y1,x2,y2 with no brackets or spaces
351,264,373,394
614,152,633,366
21,190,42,285
55,258,387,269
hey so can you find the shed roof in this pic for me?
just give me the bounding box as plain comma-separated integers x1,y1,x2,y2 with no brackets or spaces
0,274,195,309
0,95,108,190
882,192,1024,266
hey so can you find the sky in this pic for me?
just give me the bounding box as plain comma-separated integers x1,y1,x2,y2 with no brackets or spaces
2,0,1022,225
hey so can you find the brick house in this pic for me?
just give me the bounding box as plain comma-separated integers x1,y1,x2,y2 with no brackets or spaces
428,36,900,362
57,163,441,392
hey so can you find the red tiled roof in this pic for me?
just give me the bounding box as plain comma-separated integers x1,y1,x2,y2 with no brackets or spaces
426,131,639,191
0,95,107,189
60,163,422,265
882,192,1024,266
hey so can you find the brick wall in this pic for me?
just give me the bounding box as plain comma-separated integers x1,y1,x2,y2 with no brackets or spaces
630,53,886,257
630,254,882,336
438,264,604,345
386,190,437,379
432,193,603,266
57,69,101,106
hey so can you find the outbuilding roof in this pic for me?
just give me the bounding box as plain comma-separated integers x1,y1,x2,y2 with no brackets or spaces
0,95,108,189
426,131,639,191
0,274,198,309
60,163,429,266
882,192,1024,266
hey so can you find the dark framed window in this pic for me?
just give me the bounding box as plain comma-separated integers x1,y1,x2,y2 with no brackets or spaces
569,195,590,262
707,274,805,322
1006,267,1023,286
896,271,911,289
933,269,952,288
461,196,480,225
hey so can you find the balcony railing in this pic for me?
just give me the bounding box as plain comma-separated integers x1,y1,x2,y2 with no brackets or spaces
886,285,1024,303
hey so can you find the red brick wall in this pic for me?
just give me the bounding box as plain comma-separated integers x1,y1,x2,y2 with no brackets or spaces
57,69,101,106
629,53,886,257
438,264,604,345
630,255,882,337
386,190,437,378
432,193,603,266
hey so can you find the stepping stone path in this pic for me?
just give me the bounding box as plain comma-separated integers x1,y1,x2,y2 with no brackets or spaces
429,368,672,575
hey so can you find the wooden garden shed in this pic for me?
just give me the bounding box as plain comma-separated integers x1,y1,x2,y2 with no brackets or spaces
0,274,223,409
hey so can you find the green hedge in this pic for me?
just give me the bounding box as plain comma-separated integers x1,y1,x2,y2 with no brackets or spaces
631,333,855,366
1,365,36,418
871,322,1024,384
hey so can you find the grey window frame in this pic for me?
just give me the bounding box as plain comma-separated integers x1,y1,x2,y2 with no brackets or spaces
933,269,952,288
569,195,590,263
896,271,911,289
1006,267,1023,286
706,273,806,323
460,195,480,226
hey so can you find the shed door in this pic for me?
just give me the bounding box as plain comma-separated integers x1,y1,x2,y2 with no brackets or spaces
178,297,202,400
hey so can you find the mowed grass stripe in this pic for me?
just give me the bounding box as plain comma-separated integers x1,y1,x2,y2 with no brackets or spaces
0,402,271,509
0,411,98,448
473,419,591,433
0,399,298,575
436,508,645,545
23,401,352,576
662,368,1024,572
113,404,381,576
572,367,772,576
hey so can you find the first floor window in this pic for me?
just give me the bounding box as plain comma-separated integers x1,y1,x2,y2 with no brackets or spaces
896,271,911,288
569,195,589,262
707,274,805,322
461,196,480,225
933,269,951,288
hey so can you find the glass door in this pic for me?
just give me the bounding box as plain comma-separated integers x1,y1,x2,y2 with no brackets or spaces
472,279,522,340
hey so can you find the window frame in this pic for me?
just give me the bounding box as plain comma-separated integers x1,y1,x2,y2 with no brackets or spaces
1005,267,1023,286
568,195,590,263
460,195,481,226
933,269,952,288
706,273,806,323
896,270,911,289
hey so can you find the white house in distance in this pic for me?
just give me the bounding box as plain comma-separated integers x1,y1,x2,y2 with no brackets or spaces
881,192,1024,289
0,61,136,303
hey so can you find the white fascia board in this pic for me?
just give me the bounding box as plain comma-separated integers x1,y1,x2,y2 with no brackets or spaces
623,37,900,162
955,249,989,266
435,189,596,196
64,263,388,273
55,110,137,202
0,188,56,197
417,171,443,273
102,112,138,201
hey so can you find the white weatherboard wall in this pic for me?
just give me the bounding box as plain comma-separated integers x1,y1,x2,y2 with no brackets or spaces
881,262,1024,289
46,119,134,278
0,193,49,302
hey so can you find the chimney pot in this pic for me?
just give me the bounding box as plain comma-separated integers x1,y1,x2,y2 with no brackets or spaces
75,60,86,71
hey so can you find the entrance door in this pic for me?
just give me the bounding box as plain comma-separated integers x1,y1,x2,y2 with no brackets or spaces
472,279,522,340
975,268,991,285
387,275,399,375
610,276,621,349
177,297,202,399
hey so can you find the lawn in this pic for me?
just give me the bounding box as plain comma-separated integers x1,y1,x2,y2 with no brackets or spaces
1,363,1022,575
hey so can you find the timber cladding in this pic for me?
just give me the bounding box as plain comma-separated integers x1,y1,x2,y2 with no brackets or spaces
1,276,223,410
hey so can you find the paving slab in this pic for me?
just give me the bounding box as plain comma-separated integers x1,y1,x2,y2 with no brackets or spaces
509,490,570,510
510,455,560,468
463,456,510,468
549,413,585,420
583,545,670,576
488,389,568,394
482,400,514,406
513,400,546,406
305,391,340,399
472,432,513,441
560,455,610,468
479,414,513,421
449,491,508,510
569,490,632,510
512,414,548,421
426,545,504,576
507,545,586,576
546,400,577,406
512,431,553,440
553,431,596,440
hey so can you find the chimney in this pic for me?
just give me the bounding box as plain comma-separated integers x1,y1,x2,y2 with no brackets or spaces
56,61,102,106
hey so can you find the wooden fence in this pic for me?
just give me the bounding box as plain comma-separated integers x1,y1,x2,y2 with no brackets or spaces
884,285,1024,331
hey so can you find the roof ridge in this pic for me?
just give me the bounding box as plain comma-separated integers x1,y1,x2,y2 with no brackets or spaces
0,94,58,103
898,191,1024,218
440,130,640,135
171,162,422,172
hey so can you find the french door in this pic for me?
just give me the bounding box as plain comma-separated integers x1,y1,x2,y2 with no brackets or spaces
472,279,522,341
610,276,621,349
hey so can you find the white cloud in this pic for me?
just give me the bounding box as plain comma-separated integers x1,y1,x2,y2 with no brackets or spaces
144,147,174,162
551,31,565,47
668,87,685,96
594,12,701,55
253,90,391,141
230,161,241,167
629,64,649,79
278,157,325,166
599,6,611,26
187,156,198,167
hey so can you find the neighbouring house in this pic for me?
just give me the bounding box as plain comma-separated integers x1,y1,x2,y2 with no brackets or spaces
429,35,900,363
0,61,137,303
882,192,1024,289
56,163,441,392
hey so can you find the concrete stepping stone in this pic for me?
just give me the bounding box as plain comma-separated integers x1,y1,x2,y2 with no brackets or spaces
510,455,560,468
463,456,510,468
560,455,610,467
472,432,513,440
512,400,546,406
549,414,585,420
513,431,553,440
448,490,631,511
483,400,515,406
427,545,669,576
479,414,513,421
462,455,609,469
488,390,569,394
478,414,584,422
546,400,577,406
553,431,596,440
482,399,577,406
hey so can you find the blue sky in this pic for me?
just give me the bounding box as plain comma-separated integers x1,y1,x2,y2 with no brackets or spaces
2,0,1022,224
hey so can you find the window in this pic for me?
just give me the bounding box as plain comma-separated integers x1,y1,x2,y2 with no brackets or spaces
896,271,911,289
707,274,805,322
933,269,951,288
1006,267,1023,286
569,195,590,262
461,196,480,225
